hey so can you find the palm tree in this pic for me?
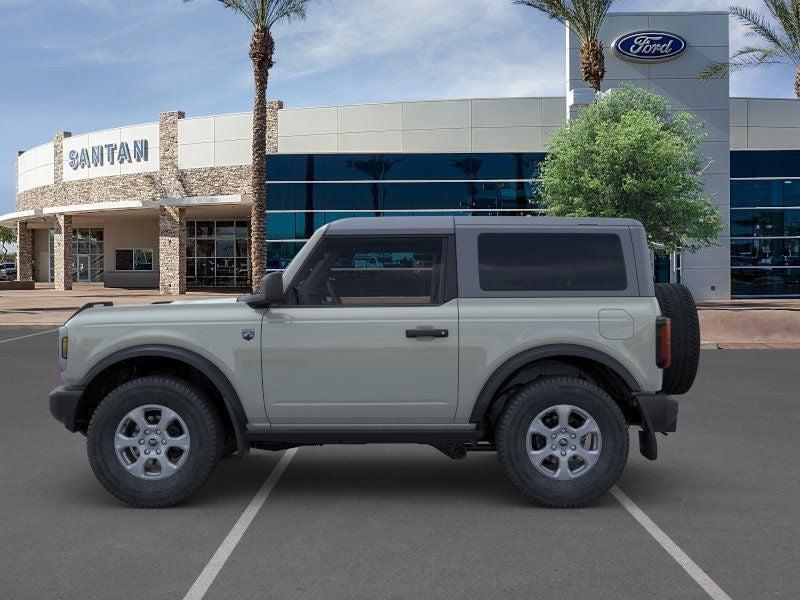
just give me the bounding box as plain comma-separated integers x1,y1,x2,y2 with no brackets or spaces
184,0,314,290
515,0,616,92
699,2,800,101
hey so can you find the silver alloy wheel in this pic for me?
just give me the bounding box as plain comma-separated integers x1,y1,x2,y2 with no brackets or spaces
526,404,602,480
114,405,191,480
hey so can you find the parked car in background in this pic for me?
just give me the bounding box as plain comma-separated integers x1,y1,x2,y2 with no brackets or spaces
0,262,16,281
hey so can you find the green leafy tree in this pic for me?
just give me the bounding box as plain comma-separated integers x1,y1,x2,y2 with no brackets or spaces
0,226,15,262
183,0,316,289
515,0,615,92
699,2,800,100
539,84,722,253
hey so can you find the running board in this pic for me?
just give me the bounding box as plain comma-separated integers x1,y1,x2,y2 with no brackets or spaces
245,428,486,458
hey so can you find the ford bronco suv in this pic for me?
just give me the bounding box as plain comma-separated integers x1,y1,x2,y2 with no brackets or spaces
49,217,699,508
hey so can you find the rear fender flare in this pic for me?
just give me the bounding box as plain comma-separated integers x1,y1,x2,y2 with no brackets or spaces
468,344,641,424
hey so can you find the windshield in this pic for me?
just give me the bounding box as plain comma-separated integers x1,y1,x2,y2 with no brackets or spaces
279,224,329,291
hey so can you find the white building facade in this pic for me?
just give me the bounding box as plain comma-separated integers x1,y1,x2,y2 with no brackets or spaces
3,10,799,300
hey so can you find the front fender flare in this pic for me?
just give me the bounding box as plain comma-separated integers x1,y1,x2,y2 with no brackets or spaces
80,344,249,455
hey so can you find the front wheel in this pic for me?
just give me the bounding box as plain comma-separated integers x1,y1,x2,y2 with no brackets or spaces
87,375,223,508
496,377,629,508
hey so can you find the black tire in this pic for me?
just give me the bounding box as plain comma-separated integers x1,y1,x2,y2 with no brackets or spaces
655,283,700,395
496,377,629,508
87,375,223,508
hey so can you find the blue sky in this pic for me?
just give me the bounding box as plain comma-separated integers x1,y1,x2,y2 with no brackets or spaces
1,0,796,215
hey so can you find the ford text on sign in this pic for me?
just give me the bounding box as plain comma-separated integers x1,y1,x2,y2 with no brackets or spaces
613,32,687,62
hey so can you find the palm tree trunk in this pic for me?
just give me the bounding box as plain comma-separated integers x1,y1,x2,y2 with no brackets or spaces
249,28,274,291
580,40,605,92
796,67,800,102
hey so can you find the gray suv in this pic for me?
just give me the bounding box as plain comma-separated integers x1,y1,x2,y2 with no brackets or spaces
49,217,699,508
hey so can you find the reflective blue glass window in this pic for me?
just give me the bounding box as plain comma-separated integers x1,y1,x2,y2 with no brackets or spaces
732,268,800,296
754,180,783,207
353,183,381,211
753,210,784,236
730,239,792,267
731,210,754,237
470,182,501,210
781,150,800,177
754,151,783,178
519,153,546,179
324,183,353,210
381,183,413,210
299,155,325,181
730,151,754,178
266,213,295,240
412,155,442,180
439,183,468,210
784,209,800,236
412,182,443,210
730,181,753,208
267,155,298,181
444,154,487,180
267,183,304,211
784,180,800,207
294,212,324,240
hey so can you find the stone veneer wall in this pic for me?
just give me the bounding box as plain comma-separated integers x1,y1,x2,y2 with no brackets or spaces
15,222,33,282
53,214,73,291
158,206,185,295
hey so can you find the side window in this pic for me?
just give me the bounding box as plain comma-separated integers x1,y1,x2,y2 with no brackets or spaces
477,233,627,292
289,237,446,306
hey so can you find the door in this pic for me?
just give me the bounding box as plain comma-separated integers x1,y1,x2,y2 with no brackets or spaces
261,235,459,424
77,255,90,282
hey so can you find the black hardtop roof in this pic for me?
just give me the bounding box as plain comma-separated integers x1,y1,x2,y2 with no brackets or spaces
325,216,644,235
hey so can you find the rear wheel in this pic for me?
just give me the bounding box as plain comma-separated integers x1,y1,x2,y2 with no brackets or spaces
496,377,628,508
87,375,223,508
655,283,700,395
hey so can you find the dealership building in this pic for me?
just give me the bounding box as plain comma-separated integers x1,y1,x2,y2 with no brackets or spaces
4,10,800,300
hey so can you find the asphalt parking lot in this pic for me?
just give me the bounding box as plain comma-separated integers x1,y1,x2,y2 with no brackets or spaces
1,327,798,600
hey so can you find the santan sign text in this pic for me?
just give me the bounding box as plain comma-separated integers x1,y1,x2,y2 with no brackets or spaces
68,139,149,170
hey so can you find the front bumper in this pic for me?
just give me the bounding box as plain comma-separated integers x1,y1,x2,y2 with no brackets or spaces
633,394,678,461
49,385,85,432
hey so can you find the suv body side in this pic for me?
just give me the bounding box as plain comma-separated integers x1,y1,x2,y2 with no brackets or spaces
58,216,661,432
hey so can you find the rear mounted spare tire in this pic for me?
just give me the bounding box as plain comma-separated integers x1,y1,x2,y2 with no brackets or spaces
655,283,700,395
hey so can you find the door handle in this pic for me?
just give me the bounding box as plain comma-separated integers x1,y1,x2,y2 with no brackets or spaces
406,328,449,339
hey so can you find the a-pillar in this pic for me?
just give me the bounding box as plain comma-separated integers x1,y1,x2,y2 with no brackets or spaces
15,221,33,282
53,214,73,291
159,205,186,295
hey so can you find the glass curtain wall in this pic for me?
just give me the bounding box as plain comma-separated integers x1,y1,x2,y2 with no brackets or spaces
264,152,546,269
731,150,800,297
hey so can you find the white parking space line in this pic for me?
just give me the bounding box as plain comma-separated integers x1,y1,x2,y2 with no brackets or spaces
183,448,298,600
0,329,58,344
611,486,733,600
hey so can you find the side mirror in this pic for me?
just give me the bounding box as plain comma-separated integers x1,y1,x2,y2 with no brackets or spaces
260,271,285,304
241,271,284,308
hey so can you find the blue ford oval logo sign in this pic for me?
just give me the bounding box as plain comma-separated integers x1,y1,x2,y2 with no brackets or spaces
613,31,687,62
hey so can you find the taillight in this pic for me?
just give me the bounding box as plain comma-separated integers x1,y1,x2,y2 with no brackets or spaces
656,317,671,369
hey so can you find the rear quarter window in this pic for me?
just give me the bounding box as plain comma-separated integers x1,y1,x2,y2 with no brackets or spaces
477,232,628,292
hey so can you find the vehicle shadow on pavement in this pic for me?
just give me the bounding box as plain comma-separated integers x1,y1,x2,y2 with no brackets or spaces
55,452,284,511
265,447,619,511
